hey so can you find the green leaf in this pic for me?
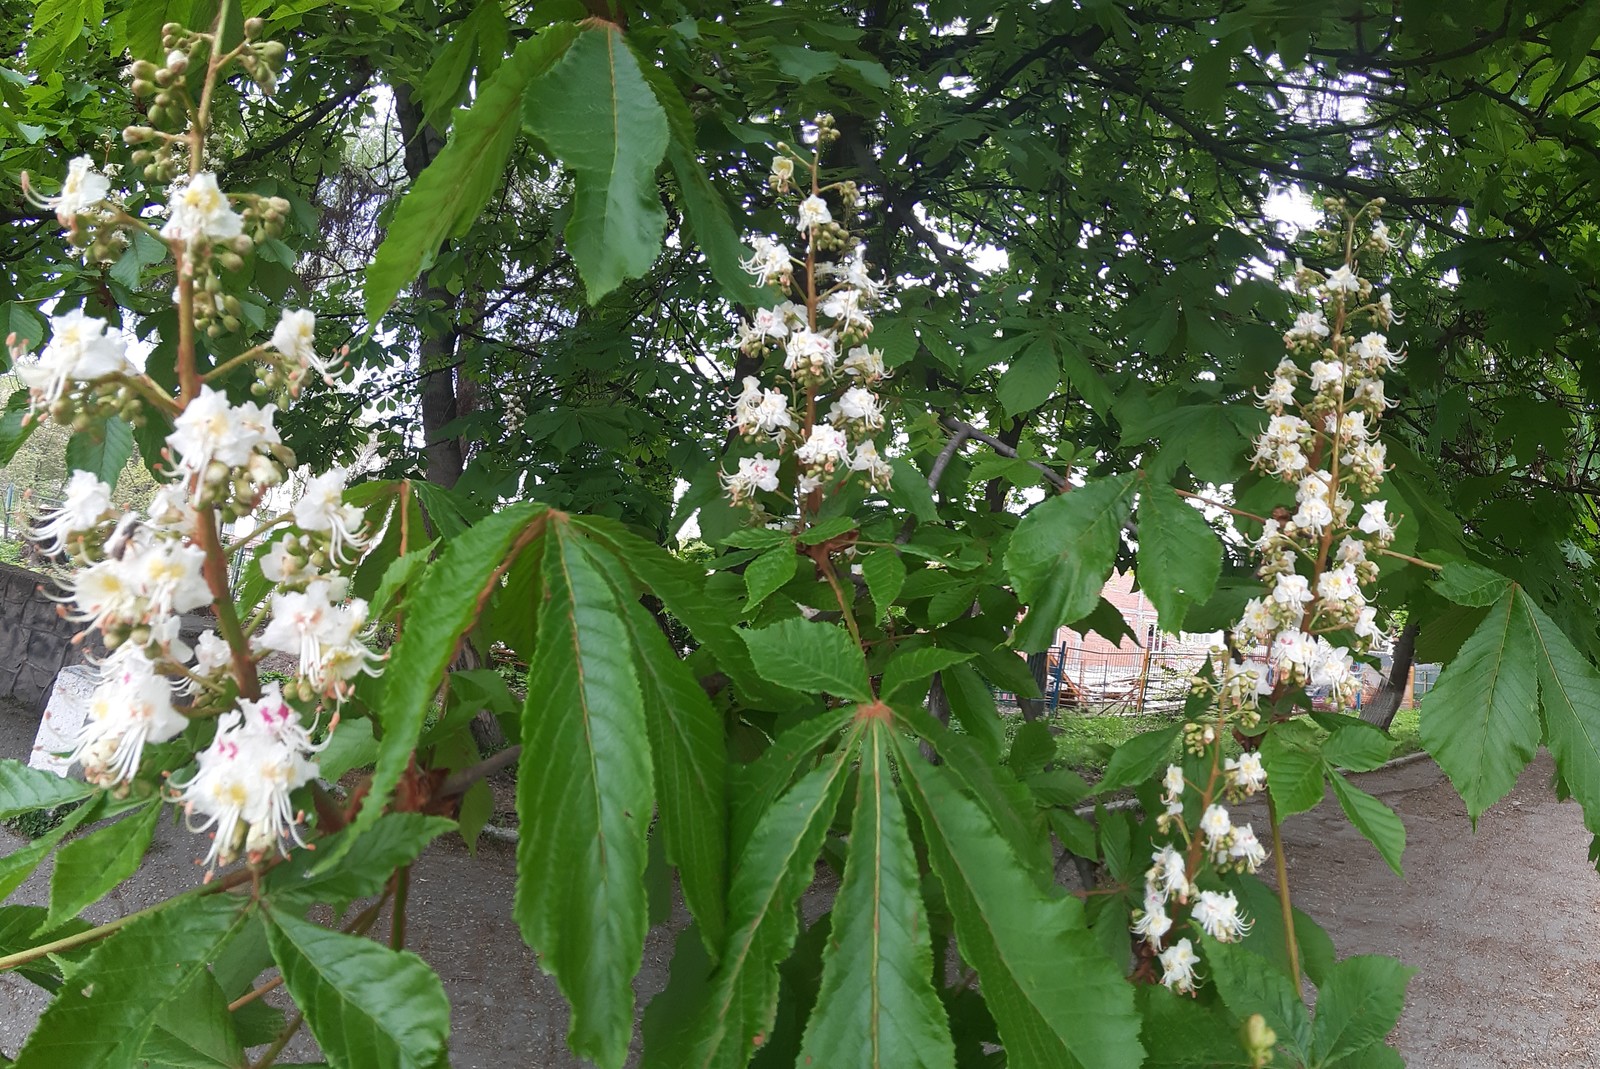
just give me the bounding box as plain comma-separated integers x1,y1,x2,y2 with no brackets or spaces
576,517,804,711
895,742,1144,1069
938,661,1006,759
523,26,669,300
364,25,579,323
269,814,454,910
797,721,956,1069
1134,486,1221,633
1005,475,1137,652
0,392,36,467
996,339,1059,417
743,547,797,612
65,416,134,491
141,969,246,1069
1317,716,1395,772
1260,720,1326,817
370,537,440,616
331,504,544,860
797,517,857,545
1309,955,1414,1065
26,0,102,76
0,801,97,902
738,617,871,702
600,563,728,954
861,549,906,621
265,910,449,1069
880,647,974,701
889,457,939,523
1419,590,1540,822
0,759,93,819
730,706,853,857
14,896,250,1069
653,749,853,1069
1201,936,1312,1063
1430,560,1513,608
1225,874,1336,988
1096,726,1180,794
515,526,653,1069
1519,592,1600,837
1327,773,1405,877
44,799,160,930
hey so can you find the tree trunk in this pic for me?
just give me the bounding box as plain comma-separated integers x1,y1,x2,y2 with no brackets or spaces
1361,622,1419,731
1019,650,1051,721
393,84,466,490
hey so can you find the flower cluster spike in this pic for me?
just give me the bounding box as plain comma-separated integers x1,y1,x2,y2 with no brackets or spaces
1133,201,1405,995
12,22,381,874
721,115,893,515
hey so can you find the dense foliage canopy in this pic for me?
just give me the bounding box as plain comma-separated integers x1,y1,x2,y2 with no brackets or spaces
5,2,1600,1068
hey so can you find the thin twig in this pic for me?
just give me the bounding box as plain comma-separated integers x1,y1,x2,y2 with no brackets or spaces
438,745,521,798
937,416,1067,490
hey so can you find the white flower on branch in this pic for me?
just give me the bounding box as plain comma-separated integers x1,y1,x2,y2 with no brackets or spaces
69,646,188,786
1158,938,1200,993
257,578,380,701
37,156,112,225
15,308,134,408
1192,890,1250,943
32,470,114,555
721,454,781,505
292,468,369,564
160,172,244,244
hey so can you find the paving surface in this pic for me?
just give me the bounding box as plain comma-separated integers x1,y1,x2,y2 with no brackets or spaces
2,701,1597,1067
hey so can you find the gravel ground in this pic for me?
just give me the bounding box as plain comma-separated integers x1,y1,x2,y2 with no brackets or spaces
2,700,1596,1067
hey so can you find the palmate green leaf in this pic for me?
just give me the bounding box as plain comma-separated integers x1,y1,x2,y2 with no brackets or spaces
0,390,36,467
1309,955,1414,1066
996,338,1059,417
14,895,251,1069
1136,985,1256,1068
1260,719,1326,817
44,798,160,930
328,503,544,862
1430,560,1513,608
1224,873,1336,987
879,646,974,701
743,546,797,613
1519,593,1600,833
600,561,728,955
894,738,1143,1069
0,907,91,992
797,719,956,1069
1419,590,1540,822
0,800,97,902
1134,485,1221,633
66,416,134,491
738,617,872,702
634,57,767,307
861,549,907,622
265,910,449,1069
25,0,102,76
268,814,454,910
1005,474,1137,652
1328,772,1405,877
730,706,854,858
1096,726,1180,794
140,969,245,1069
0,759,93,819
523,26,669,301
937,661,1006,759
645,745,853,1069
363,24,579,323
515,526,653,1069
1316,715,1394,772
576,517,804,712
1201,936,1312,1063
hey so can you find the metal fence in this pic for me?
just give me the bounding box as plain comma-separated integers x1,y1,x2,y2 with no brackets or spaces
999,640,1439,718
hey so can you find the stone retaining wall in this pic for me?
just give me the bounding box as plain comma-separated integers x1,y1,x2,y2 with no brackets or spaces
0,562,83,712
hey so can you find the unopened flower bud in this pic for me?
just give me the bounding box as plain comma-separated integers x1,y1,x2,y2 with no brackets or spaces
244,17,264,38
166,50,188,74
131,60,156,81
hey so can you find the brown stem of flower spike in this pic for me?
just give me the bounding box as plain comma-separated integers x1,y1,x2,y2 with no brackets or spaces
1267,789,1303,995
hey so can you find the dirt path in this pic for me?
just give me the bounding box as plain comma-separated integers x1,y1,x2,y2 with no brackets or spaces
3,701,1597,1067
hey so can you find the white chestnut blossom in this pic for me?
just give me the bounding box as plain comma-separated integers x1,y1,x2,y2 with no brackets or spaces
740,237,793,288
1323,264,1361,294
1358,500,1395,542
173,683,322,870
256,578,381,700
721,454,781,505
784,330,837,377
1192,890,1250,943
37,156,112,225
841,345,887,381
15,308,134,408
828,385,884,431
166,385,280,482
1158,938,1200,993
796,424,851,471
69,647,187,786
292,468,368,564
160,172,244,243
797,195,831,232
32,470,113,555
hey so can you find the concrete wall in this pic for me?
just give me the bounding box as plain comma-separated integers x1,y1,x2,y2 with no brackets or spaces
0,562,84,712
